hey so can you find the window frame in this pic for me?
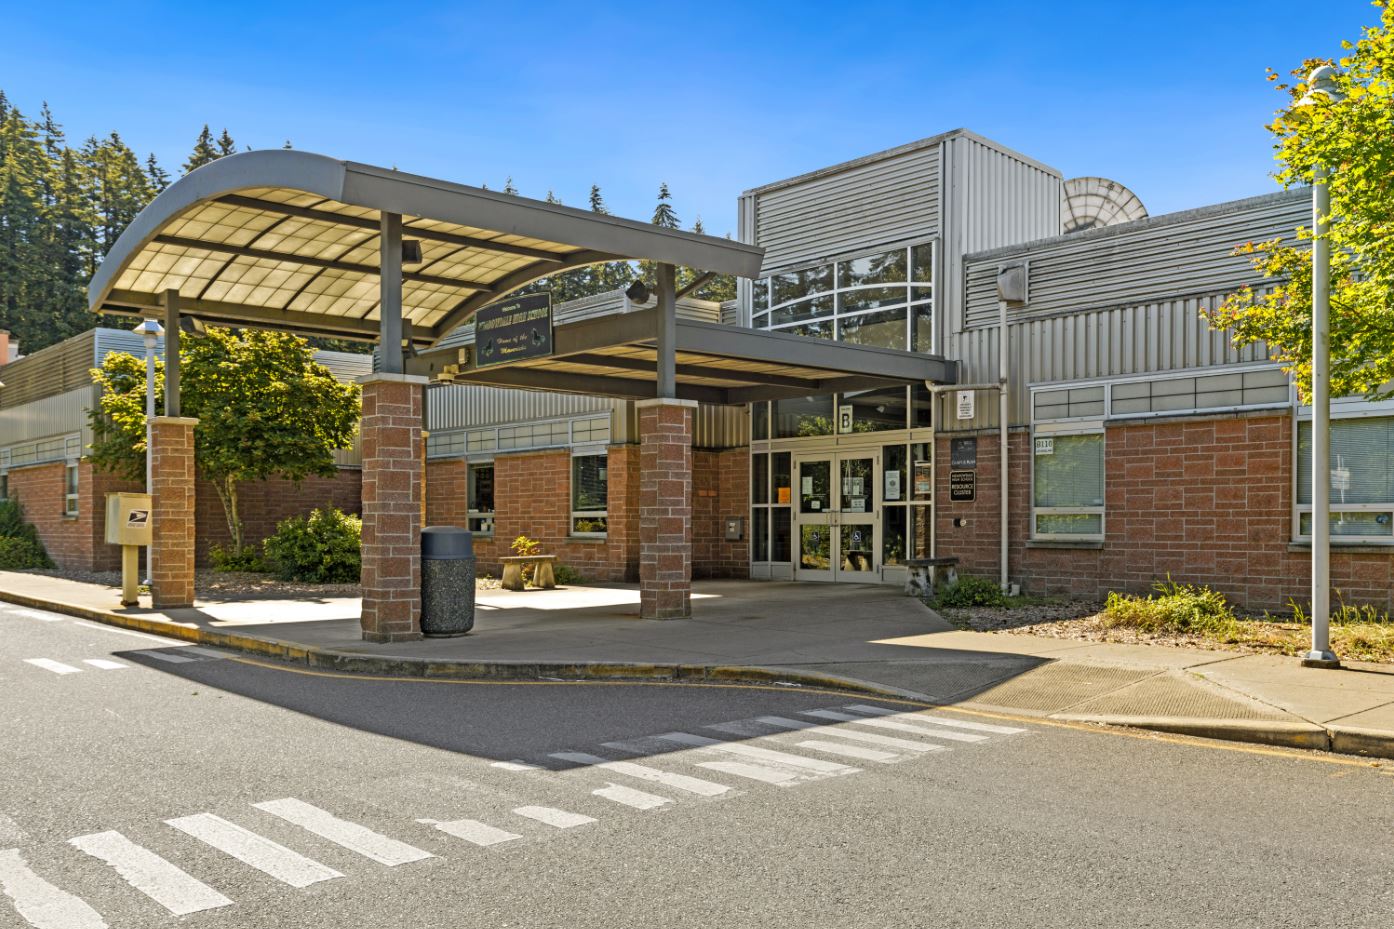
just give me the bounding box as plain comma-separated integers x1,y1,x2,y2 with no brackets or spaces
467,460,495,536
63,460,79,517
1292,404,1394,545
1030,422,1106,542
570,451,609,538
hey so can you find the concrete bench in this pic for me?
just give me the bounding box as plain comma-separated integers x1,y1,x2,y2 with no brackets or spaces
500,554,557,591
903,557,958,597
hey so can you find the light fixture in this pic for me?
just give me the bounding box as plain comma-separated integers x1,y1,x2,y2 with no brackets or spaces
625,279,650,303
179,316,207,338
402,240,423,265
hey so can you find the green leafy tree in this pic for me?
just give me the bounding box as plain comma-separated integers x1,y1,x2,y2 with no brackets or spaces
1208,3,1394,401
89,328,361,553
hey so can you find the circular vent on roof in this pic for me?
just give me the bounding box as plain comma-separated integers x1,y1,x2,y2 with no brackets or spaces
1061,176,1147,234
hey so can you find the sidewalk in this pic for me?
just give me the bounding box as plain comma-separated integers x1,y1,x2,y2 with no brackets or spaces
4,569,1394,759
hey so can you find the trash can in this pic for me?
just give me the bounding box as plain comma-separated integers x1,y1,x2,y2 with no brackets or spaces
420,526,475,637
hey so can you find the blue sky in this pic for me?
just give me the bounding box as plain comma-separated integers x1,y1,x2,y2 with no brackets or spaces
0,1,1378,236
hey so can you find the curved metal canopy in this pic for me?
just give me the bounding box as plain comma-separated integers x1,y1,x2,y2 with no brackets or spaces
89,150,764,348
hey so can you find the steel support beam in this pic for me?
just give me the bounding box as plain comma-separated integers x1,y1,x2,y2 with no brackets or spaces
675,270,714,300
560,352,813,389
215,195,571,263
102,290,390,343
379,213,404,375
153,234,496,293
656,263,677,399
163,289,180,417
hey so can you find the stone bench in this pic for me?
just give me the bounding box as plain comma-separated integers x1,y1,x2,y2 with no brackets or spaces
903,557,959,597
500,554,557,591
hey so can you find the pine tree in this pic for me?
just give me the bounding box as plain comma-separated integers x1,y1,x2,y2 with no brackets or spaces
691,215,705,236
545,189,561,204
282,139,293,149
82,132,155,277
145,153,169,191
588,184,607,214
183,125,219,173
0,103,49,349
651,182,679,229
503,176,518,196
216,128,236,157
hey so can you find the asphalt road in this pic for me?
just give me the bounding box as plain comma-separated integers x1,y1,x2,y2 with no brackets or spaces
2,601,1393,929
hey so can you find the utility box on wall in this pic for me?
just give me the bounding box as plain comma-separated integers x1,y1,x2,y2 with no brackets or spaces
105,492,153,547
724,516,744,541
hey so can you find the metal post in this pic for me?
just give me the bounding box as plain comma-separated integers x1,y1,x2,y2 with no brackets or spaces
163,289,180,418
999,299,1010,593
379,212,404,374
1305,162,1339,668
144,334,157,494
656,263,677,399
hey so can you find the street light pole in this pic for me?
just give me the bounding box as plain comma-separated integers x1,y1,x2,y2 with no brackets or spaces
1297,65,1342,669
135,318,164,588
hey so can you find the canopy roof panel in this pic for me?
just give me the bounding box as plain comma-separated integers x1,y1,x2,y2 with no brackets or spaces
90,150,764,347
410,307,957,404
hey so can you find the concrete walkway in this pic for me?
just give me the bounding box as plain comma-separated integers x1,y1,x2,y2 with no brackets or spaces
4,570,1394,758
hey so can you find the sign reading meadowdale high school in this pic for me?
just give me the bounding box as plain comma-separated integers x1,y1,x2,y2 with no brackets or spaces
476,293,553,367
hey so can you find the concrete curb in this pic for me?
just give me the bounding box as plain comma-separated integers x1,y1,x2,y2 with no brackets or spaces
0,588,931,704
7,587,1394,761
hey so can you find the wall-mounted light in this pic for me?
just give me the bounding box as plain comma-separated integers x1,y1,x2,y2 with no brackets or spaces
402,240,423,265
625,279,650,303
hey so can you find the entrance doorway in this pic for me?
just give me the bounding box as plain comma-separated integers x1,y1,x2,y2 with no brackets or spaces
793,451,881,582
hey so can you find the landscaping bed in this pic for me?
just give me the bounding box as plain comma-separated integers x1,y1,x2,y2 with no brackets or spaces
932,577,1394,663
21,568,502,601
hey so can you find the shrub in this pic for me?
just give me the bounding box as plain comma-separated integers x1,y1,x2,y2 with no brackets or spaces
1101,578,1238,635
554,564,586,586
511,534,542,584
0,497,53,569
933,575,1008,609
262,506,361,583
0,536,52,570
209,544,268,573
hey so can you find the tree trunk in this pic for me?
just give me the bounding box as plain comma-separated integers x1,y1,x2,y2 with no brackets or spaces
212,475,244,552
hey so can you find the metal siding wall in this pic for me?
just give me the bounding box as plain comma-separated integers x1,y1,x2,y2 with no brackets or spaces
956,135,1063,256
0,331,98,410
0,386,92,446
962,190,1308,328
692,403,748,450
751,144,941,275
946,295,1275,429
426,384,620,432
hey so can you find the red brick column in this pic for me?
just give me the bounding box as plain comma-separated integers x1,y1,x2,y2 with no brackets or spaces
149,416,198,609
638,398,695,619
360,375,427,642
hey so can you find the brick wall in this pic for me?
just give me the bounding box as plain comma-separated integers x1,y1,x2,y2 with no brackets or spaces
194,471,361,564
937,412,1394,611
692,447,750,579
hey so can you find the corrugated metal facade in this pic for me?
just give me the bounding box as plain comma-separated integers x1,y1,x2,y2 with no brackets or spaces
962,189,1307,329
0,330,98,410
740,134,945,276
0,386,93,451
426,384,620,432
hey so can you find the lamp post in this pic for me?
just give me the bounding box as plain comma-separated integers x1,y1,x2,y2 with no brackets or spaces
1297,65,1343,669
134,319,163,588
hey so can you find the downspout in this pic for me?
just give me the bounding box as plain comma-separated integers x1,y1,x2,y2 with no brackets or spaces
998,298,1009,594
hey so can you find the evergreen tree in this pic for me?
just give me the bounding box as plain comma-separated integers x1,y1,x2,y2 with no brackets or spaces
0,103,48,345
216,128,236,156
283,139,293,149
81,132,155,277
145,153,169,191
503,176,518,195
691,215,705,236
588,184,607,214
183,125,219,173
545,189,561,204
651,182,679,229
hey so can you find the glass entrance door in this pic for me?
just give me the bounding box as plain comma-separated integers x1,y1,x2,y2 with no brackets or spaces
794,452,881,582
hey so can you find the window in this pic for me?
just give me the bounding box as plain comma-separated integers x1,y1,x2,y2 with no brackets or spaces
468,462,495,535
64,462,79,517
750,241,934,353
571,454,608,536
750,452,792,563
0,471,8,501
1297,416,1394,540
1032,431,1104,539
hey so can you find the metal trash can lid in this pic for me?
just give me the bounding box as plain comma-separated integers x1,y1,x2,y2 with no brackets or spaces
421,526,474,560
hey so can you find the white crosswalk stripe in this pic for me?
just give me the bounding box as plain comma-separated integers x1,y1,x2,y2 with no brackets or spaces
253,799,434,866
844,704,1026,735
695,761,801,785
794,739,900,763
80,660,128,671
651,731,860,775
22,659,81,675
68,830,233,916
490,760,543,772
4,609,62,622
165,813,342,888
0,848,107,929
512,806,596,829
592,783,672,810
800,709,988,743
755,716,943,753
551,752,731,796
419,819,520,847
